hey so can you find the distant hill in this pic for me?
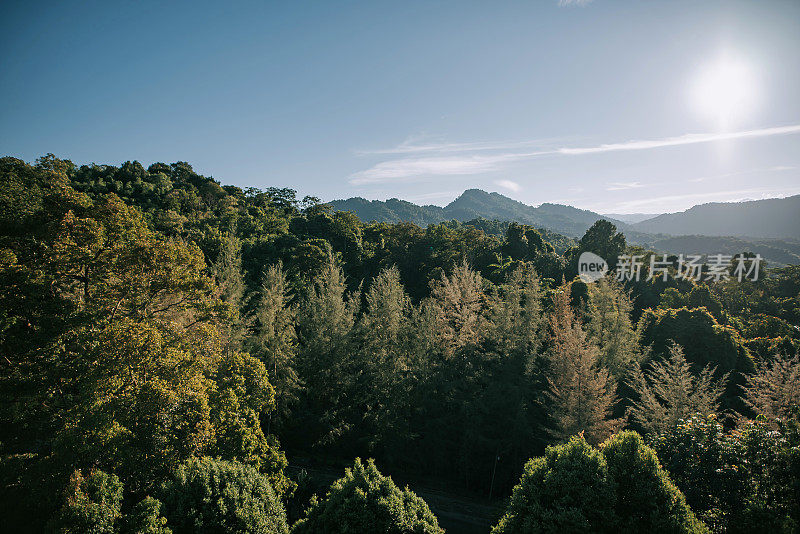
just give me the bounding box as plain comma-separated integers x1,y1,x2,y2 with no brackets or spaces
330,189,629,238
651,235,800,267
604,213,660,224
632,195,800,240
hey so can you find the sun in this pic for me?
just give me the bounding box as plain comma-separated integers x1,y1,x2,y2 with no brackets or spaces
690,53,758,131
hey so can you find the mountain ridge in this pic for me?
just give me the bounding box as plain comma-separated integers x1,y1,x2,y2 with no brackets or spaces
330,188,630,238
632,195,800,239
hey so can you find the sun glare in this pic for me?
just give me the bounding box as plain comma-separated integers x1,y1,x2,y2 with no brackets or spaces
690,53,758,131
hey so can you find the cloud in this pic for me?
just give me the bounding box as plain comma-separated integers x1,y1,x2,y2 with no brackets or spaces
688,165,798,183
606,187,800,212
348,152,547,184
494,179,521,192
355,137,562,156
349,124,800,184
558,125,800,155
606,181,644,191
558,0,592,6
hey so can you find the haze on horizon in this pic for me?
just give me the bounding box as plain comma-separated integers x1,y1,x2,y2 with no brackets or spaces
1,0,799,214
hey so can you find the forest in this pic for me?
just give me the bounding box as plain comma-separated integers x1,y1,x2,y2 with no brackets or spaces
1,155,799,533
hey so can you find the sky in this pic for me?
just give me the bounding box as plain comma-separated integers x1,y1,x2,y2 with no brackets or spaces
1,0,799,214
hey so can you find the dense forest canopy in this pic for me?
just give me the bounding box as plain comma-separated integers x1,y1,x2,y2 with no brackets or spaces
1,155,799,533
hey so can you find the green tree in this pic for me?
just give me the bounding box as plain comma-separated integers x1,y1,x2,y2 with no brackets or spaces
587,278,641,377
431,260,488,355
160,457,289,534
52,469,123,534
492,436,615,533
291,458,443,534
602,431,707,533
627,344,727,434
246,263,299,434
294,251,358,446
652,415,800,533
493,434,707,533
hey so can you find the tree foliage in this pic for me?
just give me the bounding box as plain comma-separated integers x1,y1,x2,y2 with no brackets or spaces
291,458,443,534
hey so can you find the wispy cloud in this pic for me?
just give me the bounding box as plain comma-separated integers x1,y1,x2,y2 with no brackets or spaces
349,124,800,184
558,0,592,6
606,181,644,191
494,179,521,192
349,152,548,185
558,125,800,155
688,165,798,183
606,187,800,212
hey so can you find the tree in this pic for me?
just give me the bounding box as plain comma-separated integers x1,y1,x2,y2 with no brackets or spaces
652,414,800,533
627,344,727,434
160,457,289,534
291,458,443,534
354,266,411,455
587,278,641,377
246,263,299,434
546,288,621,445
638,307,752,376
493,434,707,534
294,251,358,446
119,497,171,534
568,220,626,273
52,469,123,534
488,266,545,356
602,431,707,533
492,436,615,533
212,231,247,350
742,354,800,422
430,260,488,355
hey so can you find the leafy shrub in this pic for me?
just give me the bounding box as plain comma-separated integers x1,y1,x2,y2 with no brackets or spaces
52,469,123,534
160,457,288,534
291,458,443,534
652,415,800,533
493,434,707,533
492,436,615,533
602,431,706,533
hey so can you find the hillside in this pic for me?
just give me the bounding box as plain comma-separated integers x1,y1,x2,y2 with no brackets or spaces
633,195,800,239
604,213,660,224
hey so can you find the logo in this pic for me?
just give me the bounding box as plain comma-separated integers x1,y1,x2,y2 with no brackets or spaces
578,251,608,283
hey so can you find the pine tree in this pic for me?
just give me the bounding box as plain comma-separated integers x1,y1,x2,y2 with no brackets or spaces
430,260,488,355
741,353,800,421
247,262,300,434
212,231,247,351
489,266,545,356
295,250,358,445
627,343,727,434
587,278,641,377
355,267,411,454
546,287,621,445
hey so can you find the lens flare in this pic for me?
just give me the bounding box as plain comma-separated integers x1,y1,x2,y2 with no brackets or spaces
690,53,758,131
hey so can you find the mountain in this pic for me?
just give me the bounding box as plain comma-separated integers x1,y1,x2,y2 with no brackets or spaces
330,189,629,238
632,195,800,240
603,213,660,224
651,235,800,267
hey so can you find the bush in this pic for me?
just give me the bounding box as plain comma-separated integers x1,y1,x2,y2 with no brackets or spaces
291,458,443,534
492,436,615,533
652,415,800,533
493,434,707,533
52,469,123,534
160,457,288,534
602,431,706,533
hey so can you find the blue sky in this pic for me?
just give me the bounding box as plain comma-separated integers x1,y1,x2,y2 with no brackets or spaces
1,0,799,213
